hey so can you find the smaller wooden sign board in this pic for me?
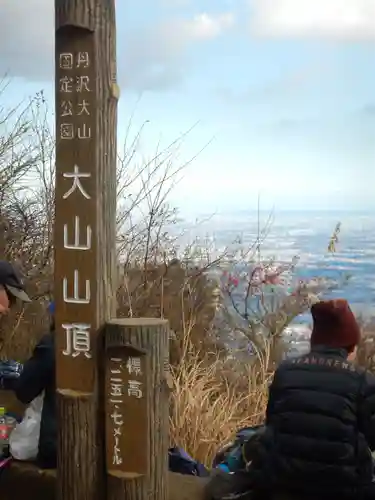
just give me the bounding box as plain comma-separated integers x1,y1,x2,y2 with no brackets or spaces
105,345,149,478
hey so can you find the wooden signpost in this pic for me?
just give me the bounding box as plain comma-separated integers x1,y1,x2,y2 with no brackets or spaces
54,2,170,500
105,319,170,500
54,1,118,500
106,344,149,478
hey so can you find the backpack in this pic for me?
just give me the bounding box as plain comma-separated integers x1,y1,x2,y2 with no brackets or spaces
212,426,265,472
168,447,209,477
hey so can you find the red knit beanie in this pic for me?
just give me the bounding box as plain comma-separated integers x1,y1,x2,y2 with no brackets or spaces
310,299,361,349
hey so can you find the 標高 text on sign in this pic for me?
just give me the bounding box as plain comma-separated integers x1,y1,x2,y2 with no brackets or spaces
109,356,144,466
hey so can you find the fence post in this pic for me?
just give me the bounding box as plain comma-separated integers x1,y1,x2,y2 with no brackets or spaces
54,1,118,500
105,318,169,500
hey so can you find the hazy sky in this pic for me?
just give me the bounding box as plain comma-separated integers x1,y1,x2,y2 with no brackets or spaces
1,0,374,215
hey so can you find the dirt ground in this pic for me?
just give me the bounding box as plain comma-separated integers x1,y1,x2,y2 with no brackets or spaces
170,471,208,499
0,461,207,500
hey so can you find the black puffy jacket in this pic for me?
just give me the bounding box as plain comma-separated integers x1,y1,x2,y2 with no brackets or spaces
15,331,56,468
251,346,375,500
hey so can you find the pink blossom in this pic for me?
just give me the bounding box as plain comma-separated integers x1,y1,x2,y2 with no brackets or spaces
228,275,239,287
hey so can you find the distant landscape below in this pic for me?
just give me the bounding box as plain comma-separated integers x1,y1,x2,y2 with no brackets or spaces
176,209,375,331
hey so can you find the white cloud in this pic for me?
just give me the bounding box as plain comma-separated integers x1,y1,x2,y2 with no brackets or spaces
0,1,234,89
154,12,234,50
182,12,235,40
0,0,53,80
250,0,375,40
122,12,234,90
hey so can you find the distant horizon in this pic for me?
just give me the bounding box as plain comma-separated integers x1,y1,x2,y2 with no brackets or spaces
178,207,374,221
173,207,375,318
212,208,374,214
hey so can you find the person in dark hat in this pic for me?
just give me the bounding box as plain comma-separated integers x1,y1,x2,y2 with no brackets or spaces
0,260,31,313
250,299,375,500
13,301,56,469
310,298,361,356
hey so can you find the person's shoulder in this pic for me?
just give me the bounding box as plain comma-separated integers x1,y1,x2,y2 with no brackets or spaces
273,353,321,379
276,354,305,370
361,368,375,389
270,357,299,382
35,331,55,350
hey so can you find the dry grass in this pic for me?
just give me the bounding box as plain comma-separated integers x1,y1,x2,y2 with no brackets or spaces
1,86,374,473
356,318,375,372
168,316,375,468
169,330,272,466
0,255,270,464
0,259,272,468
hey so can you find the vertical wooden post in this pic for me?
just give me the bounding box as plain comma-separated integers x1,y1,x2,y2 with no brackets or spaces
105,318,169,500
54,1,118,500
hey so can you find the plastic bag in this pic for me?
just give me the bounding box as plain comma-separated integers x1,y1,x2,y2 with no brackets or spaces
9,393,44,460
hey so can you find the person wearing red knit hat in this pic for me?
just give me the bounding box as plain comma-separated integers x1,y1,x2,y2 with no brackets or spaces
310,299,361,356
250,299,375,500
